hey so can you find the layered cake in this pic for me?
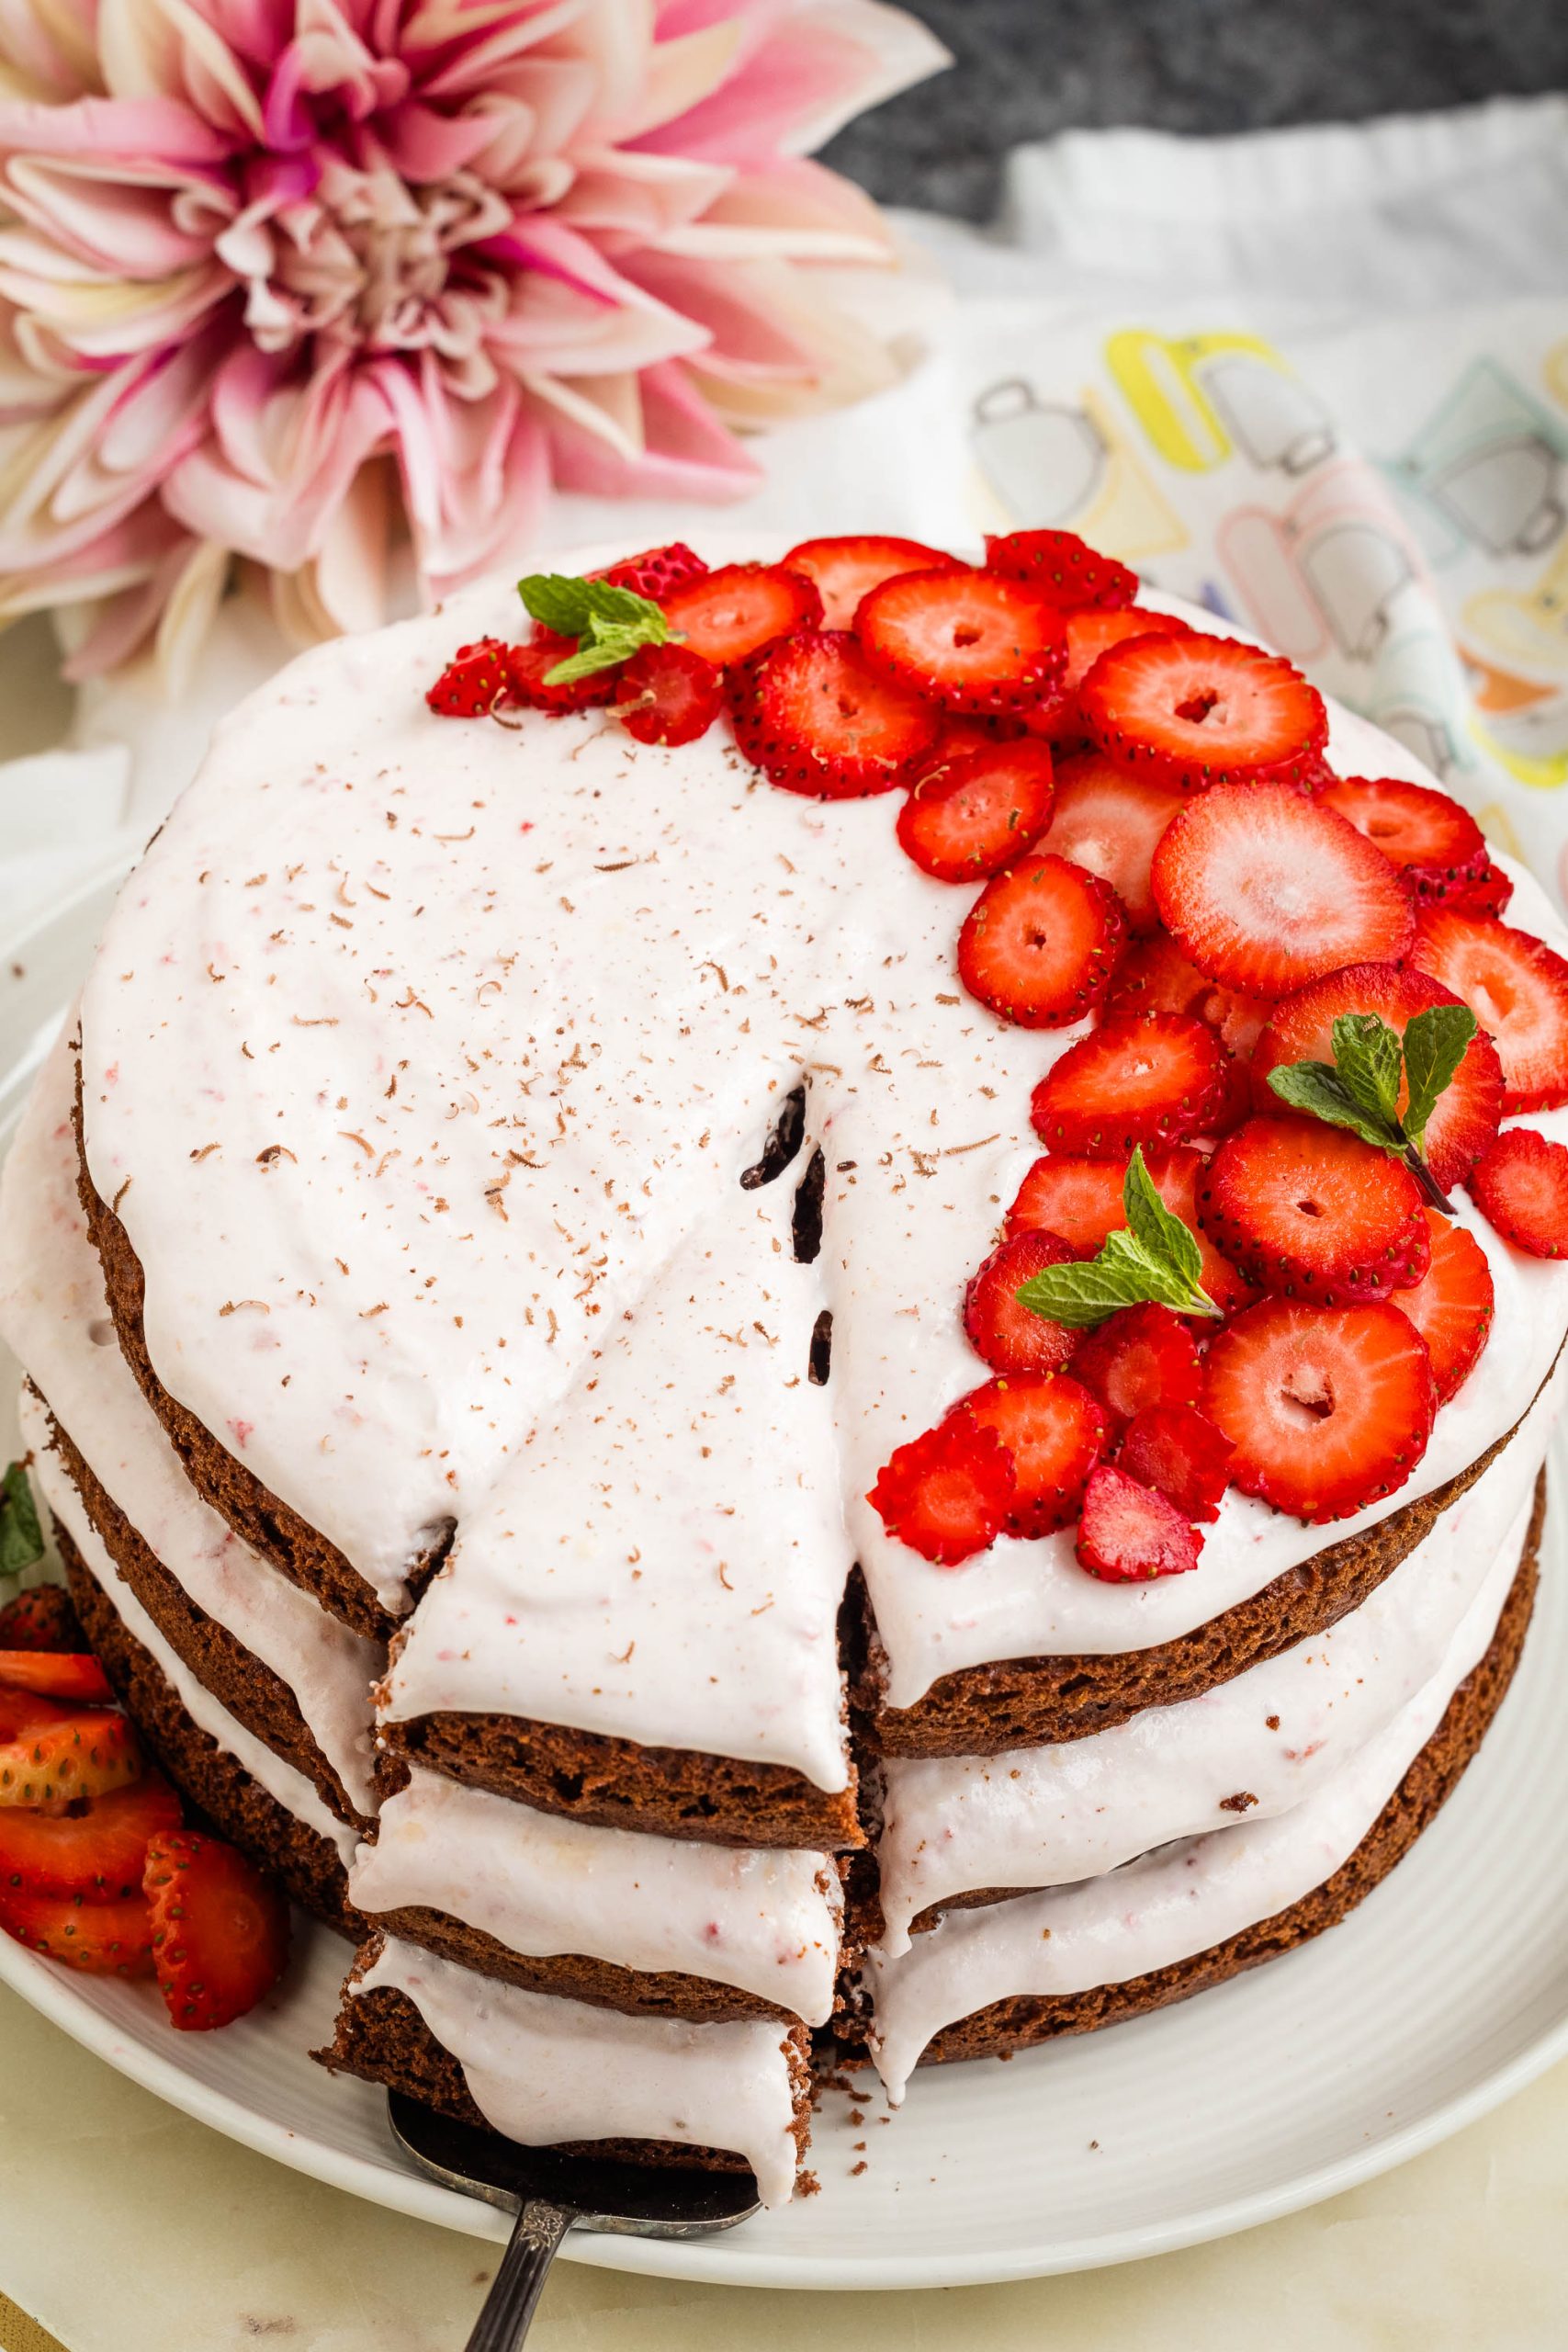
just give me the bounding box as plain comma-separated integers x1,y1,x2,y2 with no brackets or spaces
5,529,1568,2206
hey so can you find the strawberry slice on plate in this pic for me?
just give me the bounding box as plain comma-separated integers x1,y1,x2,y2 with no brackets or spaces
962,1373,1108,1537
1080,631,1327,791
985,530,1138,610
1070,1304,1202,1434
1061,607,1194,701
1038,752,1182,933
1468,1128,1568,1259
897,741,1055,880
867,1409,1016,1566
144,1829,290,2030
0,1769,182,1902
783,535,960,630
964,1230,1079,1374
1117,1402,1234,1522
957,854,1125,1027
0,1689,141,1806
505,639,617,713
661,563,821,667
1151,785,1415,996
1393,1210,1495,1401
1252,961,1504,1191
0,1587,84,1651
1076,1462,1203,1580
1006,1145,1258,1315
0,1650,112,1702
738,630,938,798
1200,1117,1430,1303
857,567,1068,717
1408,910,1568,1114
1318,775,1488,900
0,1884,153,1975
613,644,724,746
1030,1012,1229,1157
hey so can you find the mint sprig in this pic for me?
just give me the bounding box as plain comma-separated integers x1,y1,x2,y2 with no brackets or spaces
0,1458,43,1579
1016,1148,1222,1329
1266,1004,1476,1212
517,572,668,685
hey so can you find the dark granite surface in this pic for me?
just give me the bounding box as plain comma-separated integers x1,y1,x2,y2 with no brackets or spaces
821,0,1568,221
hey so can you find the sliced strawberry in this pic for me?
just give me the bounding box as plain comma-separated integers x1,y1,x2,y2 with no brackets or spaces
1005,1145,1258,1315
144,1829,290,2030
425,637,508,718
1061,606,1194,701
1201,1118,1429,1303
1251,961,1504,1192
957,854,1125,1028
856,567,1067,717
1393,1211,1495,1401
0,1651,112,1703
504,639,617,713
0,1587,84,1652
0,1770,182,1903
1318,775,1488,900
1201,1297,1436,1522
1408,910,1568,1114
1468,1128,1568,1259
984,530,1138,610
612,643,724,747
1080,631,1326,791
1069,1304,1202,1434
897,741,1055,881
1151,785,1415,996
660,563,821,668
1450,861,1514,919
783,535,960,630
0,1690,141,1807
597,543,707,601
1104,932,1271,1057
0,1885,153,1975
1076,1463,1202,1581
964,1230,1079,1376
737,629,939,799
962,1374,1107,1538
867,1410,1016,1566
1036,752,1182,933
1030,1012,1228,1158
1117,1403,1234,1522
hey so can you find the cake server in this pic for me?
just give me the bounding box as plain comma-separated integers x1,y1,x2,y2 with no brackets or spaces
389,2092,760,2349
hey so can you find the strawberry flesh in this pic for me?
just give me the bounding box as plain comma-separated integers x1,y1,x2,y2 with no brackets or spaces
1319,775,1488,899
857,567,1067,717
0,1884,153,1975
1117,1403,1234,1522
783,535,960,630
1080,630,1326,790
1150,785,1415,996
1105,932,1270,1057
1061,607,1194,700
1076,1462,1202,1581
985,530,1138,610
897,741,1055,881
144,1829,290,2030
1201,1117,1430,1303
0,1690,141,1807
957,854,1125,1028
741,629,938,798
1030,1012,1228,1158
963,1230,1078,1375
426,637,507,718
1005,1146,1257,1315
597,543,707,601
1393,1211,1495,1401
1070,1304,1202,1434
0,1769,182,1903
1409,910,1568,1114
612,642,723,747
1039,752,1183,933
1469,1127,1568,1259
660,563,821,668
0,1587,84,1652
1200,1296,1436,1522
505,639,617,713
868,1410,1017,1566
961,1373,1107,1538
0,1651,112,1703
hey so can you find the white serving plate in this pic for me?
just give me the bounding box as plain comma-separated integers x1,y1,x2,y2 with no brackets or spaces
3,863,1568,2294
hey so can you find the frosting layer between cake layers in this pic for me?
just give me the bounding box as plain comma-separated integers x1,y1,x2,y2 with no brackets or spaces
349,1767,841,2025
867,1477,1537,2101
876,1364,1562,1951
350,1937,804,2207
0,1032,381,1816
73,549,1568,1750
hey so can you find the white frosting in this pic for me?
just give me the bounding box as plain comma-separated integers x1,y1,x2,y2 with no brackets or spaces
349,1766,841,2026
0,1032,382,1818
876,1368,1560,1951
73,539,1568,1753
355,1935,802,2207
868,1497,1529,2101
24,1386,359,1868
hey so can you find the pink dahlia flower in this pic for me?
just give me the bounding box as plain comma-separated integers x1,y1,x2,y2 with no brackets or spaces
0,0,944,672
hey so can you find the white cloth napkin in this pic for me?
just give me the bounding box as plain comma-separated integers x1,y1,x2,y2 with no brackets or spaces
7,94,1568,923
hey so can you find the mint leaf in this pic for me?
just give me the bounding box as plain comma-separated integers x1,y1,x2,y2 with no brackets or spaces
518,572,665,640
1403,1003,1478,1150
1017,1248,1171,1329
1122,1146,1203,1290
1266,1058,1404,1151
1332,1012,1403,1128
544,627,654,685
1017,1148,1219,1328
0,1459,43,1577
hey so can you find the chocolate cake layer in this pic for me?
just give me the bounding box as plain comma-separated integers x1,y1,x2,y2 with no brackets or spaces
44,1397,373,1831
868,1366,1556,1758
61,1529,365,1939
379,1713,863,1852
319,1949,814,2185
906,1476,1542,2066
